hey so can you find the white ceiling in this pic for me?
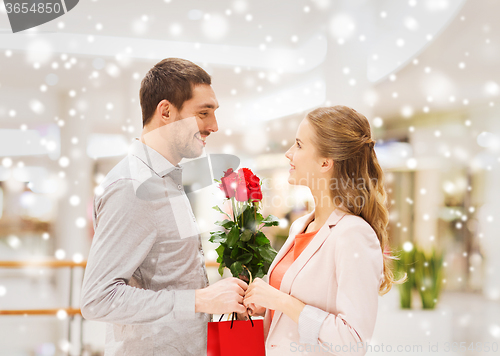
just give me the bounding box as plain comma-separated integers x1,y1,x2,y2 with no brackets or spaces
372,0,500,119
0,0,498,153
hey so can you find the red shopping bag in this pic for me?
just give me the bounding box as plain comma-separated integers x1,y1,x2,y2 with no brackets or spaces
207,312,266,356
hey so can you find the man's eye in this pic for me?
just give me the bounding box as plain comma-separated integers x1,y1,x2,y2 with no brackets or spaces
200,112,208,116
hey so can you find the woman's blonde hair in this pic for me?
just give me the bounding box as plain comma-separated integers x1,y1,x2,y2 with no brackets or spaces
306,105,405,295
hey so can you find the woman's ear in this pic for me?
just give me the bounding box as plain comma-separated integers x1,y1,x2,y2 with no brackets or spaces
320,158,334,173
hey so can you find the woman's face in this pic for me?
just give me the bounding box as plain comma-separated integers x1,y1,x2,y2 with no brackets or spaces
285,118,324,187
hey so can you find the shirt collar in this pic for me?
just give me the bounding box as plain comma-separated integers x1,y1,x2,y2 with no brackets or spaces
129,138,182,178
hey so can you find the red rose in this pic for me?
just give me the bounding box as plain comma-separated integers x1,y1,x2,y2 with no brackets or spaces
247,175,262,202
237,168,263,202
235,180,248,202
219,168,237,199
240,168,253,180
219,168,262,202
248,186,262,201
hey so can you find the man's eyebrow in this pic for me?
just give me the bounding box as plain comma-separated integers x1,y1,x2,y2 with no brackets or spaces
197,103,220,110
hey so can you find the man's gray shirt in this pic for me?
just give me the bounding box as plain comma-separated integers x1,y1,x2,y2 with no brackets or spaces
81,138,211,356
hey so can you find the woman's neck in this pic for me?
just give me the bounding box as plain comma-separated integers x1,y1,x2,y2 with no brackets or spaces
309,185,337,229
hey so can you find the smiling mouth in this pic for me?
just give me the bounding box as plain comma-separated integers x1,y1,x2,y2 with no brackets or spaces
195,133,206,145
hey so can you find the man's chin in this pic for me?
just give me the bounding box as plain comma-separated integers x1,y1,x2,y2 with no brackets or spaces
182,148,204,160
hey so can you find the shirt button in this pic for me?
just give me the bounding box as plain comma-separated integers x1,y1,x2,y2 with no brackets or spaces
177,184,182,190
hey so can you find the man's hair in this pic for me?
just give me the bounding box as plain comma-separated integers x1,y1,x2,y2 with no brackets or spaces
140,58,212,127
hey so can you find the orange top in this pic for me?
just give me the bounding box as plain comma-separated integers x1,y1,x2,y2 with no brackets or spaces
268,228,319,320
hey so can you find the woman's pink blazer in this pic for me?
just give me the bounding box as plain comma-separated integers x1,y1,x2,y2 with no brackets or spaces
263,208,384,355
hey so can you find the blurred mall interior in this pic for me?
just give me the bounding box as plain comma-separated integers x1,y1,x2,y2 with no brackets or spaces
1,0,500,355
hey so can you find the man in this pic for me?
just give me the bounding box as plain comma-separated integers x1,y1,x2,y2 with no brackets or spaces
81,58,248,355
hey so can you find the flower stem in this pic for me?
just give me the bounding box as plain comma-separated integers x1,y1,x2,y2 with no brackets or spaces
253,203,257,232
231,198,237,223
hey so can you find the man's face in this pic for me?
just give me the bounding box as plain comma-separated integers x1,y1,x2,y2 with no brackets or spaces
171,84,219,159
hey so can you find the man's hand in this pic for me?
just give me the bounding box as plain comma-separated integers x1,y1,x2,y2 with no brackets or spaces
195,277,248,315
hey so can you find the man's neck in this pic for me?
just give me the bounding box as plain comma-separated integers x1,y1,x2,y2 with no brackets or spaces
140,128,181,166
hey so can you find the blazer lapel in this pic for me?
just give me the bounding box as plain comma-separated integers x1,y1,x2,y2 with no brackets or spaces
266,208,347,340
266,210,315,280
281,208,347,295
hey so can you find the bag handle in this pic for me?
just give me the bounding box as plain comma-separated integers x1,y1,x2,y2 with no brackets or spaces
218,312,254,329
217,269,255,329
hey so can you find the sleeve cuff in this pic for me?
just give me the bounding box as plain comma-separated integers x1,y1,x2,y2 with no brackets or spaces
298,305,329,344
172,289,196,320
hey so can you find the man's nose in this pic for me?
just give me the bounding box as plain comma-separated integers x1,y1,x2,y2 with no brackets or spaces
208,114,219,133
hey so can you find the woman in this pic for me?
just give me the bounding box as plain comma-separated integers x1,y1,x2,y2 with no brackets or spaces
243,106,403,355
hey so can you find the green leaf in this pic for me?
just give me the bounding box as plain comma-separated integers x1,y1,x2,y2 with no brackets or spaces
236,242,250,253
237,253,253,265
247,243,259,251
262,222,279,227
211,236,227,244
226,226,240,248
215,219,236,230
254,265,265,279
209,231,227,244
223,256,234,268
255,231,270,246
230,246,240,260
262,258,270,270
255,271,265,279
218,263,225,277
259,245,277,263
261,214,279,227
215,244,225,257
241,205,258,230
213,178,221,184
212,205,231,219
240,229,253,242
230,261,243,277
215,219,230,226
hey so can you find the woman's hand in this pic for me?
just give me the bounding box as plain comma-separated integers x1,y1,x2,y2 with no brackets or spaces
243,278,284,311
244,278,307,324
246,302,266,317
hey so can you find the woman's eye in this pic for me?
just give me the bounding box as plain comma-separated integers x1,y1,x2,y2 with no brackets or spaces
296,142,301,148
200,112,208,116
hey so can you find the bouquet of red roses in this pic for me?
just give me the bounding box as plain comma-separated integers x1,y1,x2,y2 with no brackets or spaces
210,168,278,282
